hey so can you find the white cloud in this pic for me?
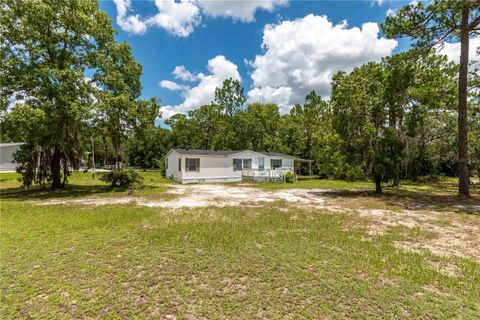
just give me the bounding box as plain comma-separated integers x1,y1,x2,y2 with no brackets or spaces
113,0,288,36
146,0,201,37
113,0,200,37
198,0,288,22
161,55,241,118
437,37,480,63
246,14,398,112
247,86,292,113
173,66,198,82
386,9,396,17
159,80,189,91
372,0,386,6
113,0,148,35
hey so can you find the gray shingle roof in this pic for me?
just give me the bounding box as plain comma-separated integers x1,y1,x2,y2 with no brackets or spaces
171,149,295,158
258,151,295,158
172,149,240,156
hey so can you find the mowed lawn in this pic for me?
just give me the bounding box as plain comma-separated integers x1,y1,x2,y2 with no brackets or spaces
1,172,479,319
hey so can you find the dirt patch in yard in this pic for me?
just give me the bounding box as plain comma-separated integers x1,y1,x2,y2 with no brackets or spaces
39,184,343,211
38,183,480,262
356,208,480,262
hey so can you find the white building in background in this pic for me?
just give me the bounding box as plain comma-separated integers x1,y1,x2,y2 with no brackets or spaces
0,142,23,172
165,149,296,184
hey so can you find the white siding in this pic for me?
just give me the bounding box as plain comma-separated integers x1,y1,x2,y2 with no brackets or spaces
182,155,241,183
280,157,294,169
165,151,182,182
229,151,294,170
0,144,21,171
229,151,265,170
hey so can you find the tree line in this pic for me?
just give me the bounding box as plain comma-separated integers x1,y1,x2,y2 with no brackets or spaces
125,49,479,194
1,0,479,195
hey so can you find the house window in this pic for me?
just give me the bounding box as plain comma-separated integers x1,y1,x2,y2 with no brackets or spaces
186,158,200,172
178,158,181,171
271,159,282,169
243,159,252,169
258,157,265,171
166,159,168,170
233,159,242,171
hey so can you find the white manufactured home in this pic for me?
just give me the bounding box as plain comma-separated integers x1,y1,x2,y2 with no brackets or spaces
165,149,296,184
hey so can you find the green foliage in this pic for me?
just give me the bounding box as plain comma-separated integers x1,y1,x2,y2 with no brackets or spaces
331,62,393,192
156,55,461,191
313,130,346,179
1,104,52,187
382,0,480,195
126,126,172,168
100,169,143,189
415,174,447,183
382,1,479,50
284,171,295,183
213,77,246,116
1,0,115,188
157,158,166,177
0,0,159,189
236,103,285,151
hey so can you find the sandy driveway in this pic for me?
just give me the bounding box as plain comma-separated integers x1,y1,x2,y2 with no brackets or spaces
40,184,340,210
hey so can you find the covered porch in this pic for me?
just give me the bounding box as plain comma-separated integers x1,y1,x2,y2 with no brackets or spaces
294,158,314,177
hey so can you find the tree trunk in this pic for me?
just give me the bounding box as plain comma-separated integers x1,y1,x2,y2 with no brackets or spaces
374,174,383,194
63,158,68,186
458,4,470,196
51,147,62,190
103,136,108,167
393,164,400,187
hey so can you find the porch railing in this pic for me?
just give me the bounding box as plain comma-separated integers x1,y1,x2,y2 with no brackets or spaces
242,168,295,181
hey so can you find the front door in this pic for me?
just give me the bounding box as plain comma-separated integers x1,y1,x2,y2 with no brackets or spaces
258,157,265,171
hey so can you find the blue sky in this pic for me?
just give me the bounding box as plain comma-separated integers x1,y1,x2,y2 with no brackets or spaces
98,1,418,117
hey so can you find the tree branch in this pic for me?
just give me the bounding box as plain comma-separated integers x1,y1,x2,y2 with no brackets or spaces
468,15,480,31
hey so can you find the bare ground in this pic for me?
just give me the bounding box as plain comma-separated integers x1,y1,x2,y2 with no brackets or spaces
38,183,480,263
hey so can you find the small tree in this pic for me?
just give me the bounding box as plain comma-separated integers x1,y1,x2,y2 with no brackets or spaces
331,62,402,194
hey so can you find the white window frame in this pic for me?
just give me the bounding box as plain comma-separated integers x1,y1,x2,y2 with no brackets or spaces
233,159,242,171
271,159,282,169
243,159,252,170
185,158,200,172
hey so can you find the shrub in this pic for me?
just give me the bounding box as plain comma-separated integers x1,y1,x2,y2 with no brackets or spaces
100,169,143,189
415,174,447,183
284,171,295,183
156,158,166,177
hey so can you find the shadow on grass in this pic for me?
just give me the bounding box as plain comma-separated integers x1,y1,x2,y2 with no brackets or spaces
310,187,480,215
0,183,172,201
0,184,117,201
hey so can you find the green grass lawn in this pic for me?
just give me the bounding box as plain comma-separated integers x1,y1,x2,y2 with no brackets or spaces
1,172,479,318
0,171,173,201
242,176,479,195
